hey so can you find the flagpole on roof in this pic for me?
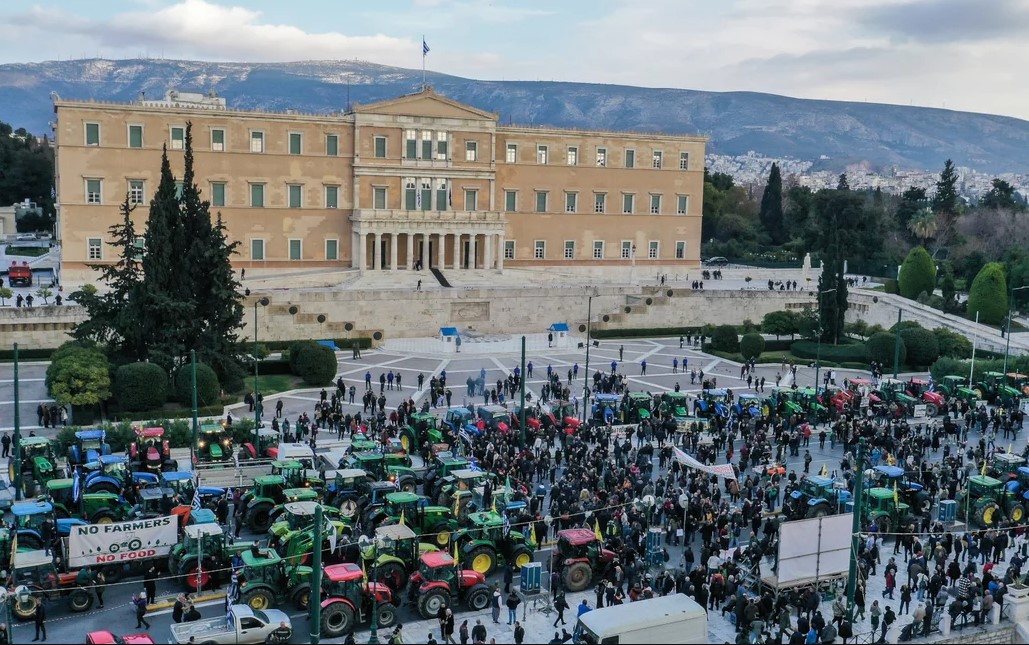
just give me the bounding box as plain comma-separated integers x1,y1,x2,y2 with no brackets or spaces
422,36,429,90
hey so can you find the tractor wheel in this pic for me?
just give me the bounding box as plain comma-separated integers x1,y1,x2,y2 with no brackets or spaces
375,562,407,593
247,504,273,533
291,583,311,610
467,546,497,576
337,497,360,520
466,583,491,611
12,590,40,621
241,587,275,611
89,481,120,495
321,602,356,638
101,564,123,584
925,403,938,417
806,505,829,519
974,502,1000,528
562,561,593,592
418,589,449,620
91,509,116,524
68,588,94,612
399,477,417,493
399,432,413,453
431,522,452,546
512,546,533,570
1009,502,1026,524
183,562,211,591
377,604,397,628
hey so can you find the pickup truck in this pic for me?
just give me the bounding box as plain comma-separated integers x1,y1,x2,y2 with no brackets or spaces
169,605,291,644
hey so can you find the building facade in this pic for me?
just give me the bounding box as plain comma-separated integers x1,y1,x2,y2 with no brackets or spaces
54,88,705,283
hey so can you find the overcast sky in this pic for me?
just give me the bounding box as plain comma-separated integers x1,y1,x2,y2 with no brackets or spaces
4,0,1027,120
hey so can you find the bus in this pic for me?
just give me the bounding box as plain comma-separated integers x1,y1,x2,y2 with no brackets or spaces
573,594,708,644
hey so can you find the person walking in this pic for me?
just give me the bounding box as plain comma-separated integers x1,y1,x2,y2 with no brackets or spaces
514,621,525,645
144,565,158,604
133,592,151,630
442,607,457,644
94,569,106,608
31,599,46,642
553,593,570,626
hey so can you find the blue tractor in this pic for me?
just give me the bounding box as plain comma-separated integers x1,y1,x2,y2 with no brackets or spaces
83,455,133,494
731,392,764,419
870,465,932,515
10,500,87,550
66,430,111,466
134,470,226,511
783,475,852,520
694,389,730,418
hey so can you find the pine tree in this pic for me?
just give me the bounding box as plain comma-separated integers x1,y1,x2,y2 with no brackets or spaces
932,159,960,216
836,173,850,191
759,163,785,244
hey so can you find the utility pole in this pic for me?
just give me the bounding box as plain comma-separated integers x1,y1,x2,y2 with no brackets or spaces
814,288,836,392
581,295,593,423
519,335,527,448
845,440,865,623
892,309,903,379
190,349,199,467
1004,286,1029,374
309,505,323,644
13,343,22,500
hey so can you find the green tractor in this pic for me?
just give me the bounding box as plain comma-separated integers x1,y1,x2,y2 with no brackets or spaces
435,468,494,520
10,550,95,620
424,455,472,499
169,523,255,592
357,524,438,593
936,375,981,404
976,371,1022,407
44,479,133,524
769,388,805,416
319,562,398,638
455,510,536,576
268,487,325,527
862,487,917,536
271,501,352,566
271,459,324,490
957,475,1015,528
792,388,831,423
399,411,448,454
343,451,420,493
196,422,234,464
370,491,457,547
236,548,314,611
625,392,653,422
11,436,63,489
873,379,921,418
659,392,691,419
242,474,292,532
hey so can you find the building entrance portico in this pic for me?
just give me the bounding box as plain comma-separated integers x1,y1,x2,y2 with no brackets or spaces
351,210,506,273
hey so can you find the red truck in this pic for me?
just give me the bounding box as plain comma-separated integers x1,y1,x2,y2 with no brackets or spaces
7,261,31,287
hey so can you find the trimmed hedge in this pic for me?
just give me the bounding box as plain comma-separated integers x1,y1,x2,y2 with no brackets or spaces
866,332,906,366
0,347,56,361
898,246,937,300
114,362,169,412
591,326,704,340
790,340,866,363
740,333,766,360
174,362,221,407
967,262,1008,325
264,338,372,351
711,325,740,353
899,327,939,367
293,343,338,386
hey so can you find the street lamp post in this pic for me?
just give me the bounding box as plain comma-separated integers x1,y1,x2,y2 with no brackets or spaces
1004,286,1029,374
253,297,269,428
581,293,594,423
12,343,22,500
814,288,836,392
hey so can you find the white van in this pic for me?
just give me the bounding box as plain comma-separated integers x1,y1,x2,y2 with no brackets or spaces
573,594,708,644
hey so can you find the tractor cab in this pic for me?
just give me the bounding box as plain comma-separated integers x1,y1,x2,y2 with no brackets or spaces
239,548,288,587
556,528,614,563
382,491,430,520
475,405,512,433
625,393,653,422
471,482,519,514
864,488,913,531
197,423,234,462
1007,372,1029,397
659,392,690,419
438,469,492,515
244,475,288,507
67,430,110,466
593,394,623,423
84,455,132,494
133,486,177,518
992,452,1025,482
733,392,764,418
12,501,57,550
416,551,460,586
443,408,477,435
243,428,281,460
321,562,367,601
548,401,581,431
158,471,225,509
12,549,64,591
271,460,322,490
694,389,729,418
130,427,175,473
14,436,61,485
400,411,447,453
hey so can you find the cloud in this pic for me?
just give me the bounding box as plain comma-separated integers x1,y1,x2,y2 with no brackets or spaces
15,0,417,64
857,0,1029,43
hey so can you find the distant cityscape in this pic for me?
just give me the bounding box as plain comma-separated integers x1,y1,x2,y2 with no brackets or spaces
705,151,1029,202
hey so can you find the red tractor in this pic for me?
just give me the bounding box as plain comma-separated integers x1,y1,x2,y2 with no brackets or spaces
129,427,177,473
905,379,946,416
556,528,617,592
318,563,397,638
408,552,491,619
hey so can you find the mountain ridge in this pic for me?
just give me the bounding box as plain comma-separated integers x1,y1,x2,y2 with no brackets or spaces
3,57,1028,173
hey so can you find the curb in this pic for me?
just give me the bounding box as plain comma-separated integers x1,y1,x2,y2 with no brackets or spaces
148,591,225,611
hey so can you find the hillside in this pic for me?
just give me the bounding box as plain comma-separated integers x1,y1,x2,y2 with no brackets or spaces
2,58,1028,173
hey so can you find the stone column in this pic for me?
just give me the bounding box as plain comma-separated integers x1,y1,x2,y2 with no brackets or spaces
484,233,493,271
406,233,414,270
452,233,462,270
437,233,445,269
497,233,505,272
354,232,365,272
420,235,427,270
373,232,381,271
390,232,399,272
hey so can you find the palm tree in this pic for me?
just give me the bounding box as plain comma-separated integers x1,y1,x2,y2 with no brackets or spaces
907,209,938,244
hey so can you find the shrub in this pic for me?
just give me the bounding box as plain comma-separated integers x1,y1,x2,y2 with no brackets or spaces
46,344,111,408
114,362,169,412
845,320,869,338
928,357,967,382
933,328,973,359
967,262,1008,325
866,332,906,366
175,362,221,407
740,319,760,334
790,340,867,363
293,343,338,386
288,340,320,374
883,279,899,295
739,333,766,360
898,246,937,300
899,327,940,367
762,311,799,339
711,325,740,353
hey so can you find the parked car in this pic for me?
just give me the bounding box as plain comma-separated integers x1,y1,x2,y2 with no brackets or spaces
702,257,729,266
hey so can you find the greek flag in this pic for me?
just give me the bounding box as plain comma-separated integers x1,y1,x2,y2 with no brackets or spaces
72,467,80,501
416,190,422,210
192,474,202,510
422,38,430,56
502,511,511,536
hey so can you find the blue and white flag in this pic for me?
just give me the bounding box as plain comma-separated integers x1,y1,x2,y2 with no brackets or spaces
72,467,81,501
192,474,202,510
502,511,511,536
422,38,430,56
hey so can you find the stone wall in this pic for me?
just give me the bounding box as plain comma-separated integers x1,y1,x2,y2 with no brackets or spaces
0,304,80,349
934,625,1014,643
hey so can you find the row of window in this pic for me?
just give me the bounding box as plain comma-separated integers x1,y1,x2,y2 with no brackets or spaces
83,177,690,215
84,122,341,156
82,122,691,170
85,236,683,262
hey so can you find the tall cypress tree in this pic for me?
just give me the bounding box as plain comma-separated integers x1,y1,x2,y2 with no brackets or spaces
932,159,960,216
759,163,785,244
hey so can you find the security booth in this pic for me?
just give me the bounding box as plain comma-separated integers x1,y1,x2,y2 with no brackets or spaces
440,327,460,354
548,323,569,349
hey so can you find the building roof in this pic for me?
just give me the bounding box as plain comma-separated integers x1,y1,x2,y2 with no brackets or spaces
440,327,460,337
352,87,498,121
184,523,224,539
75,430,106,440
375,524,417,541
548,323,569,332
324,562,364,583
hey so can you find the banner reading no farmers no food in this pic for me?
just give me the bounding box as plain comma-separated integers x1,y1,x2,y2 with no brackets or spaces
68,516,179,568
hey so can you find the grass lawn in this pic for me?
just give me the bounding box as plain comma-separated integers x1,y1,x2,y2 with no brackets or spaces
241,374,302,397
4,246,49,257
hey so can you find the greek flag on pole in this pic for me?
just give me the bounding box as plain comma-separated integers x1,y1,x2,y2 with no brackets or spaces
423,38,430,56
191,475,202,510
72,467,81,501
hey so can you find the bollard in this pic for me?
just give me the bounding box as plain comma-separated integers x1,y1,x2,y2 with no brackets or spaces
940,612,951,637
992,603,1002,625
